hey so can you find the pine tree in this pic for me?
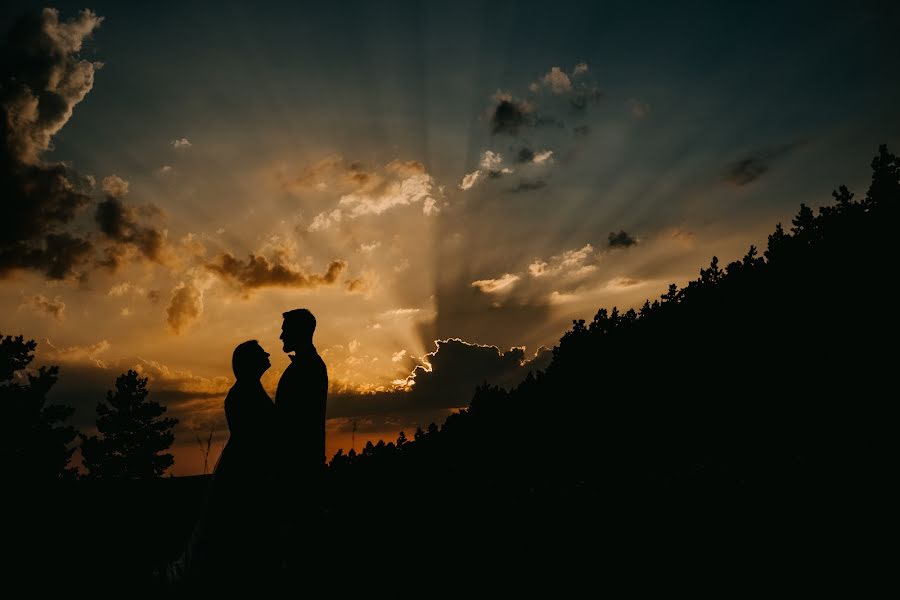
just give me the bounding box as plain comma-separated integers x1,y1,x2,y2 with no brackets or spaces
80,370,178,478
1,334,76,480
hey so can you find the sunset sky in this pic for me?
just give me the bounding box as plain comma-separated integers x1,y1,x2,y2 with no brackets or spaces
3,1,898,474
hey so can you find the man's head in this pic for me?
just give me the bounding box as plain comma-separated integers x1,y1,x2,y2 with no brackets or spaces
281,308,316,353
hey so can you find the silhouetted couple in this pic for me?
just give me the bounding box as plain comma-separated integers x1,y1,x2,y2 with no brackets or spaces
164,308,327,587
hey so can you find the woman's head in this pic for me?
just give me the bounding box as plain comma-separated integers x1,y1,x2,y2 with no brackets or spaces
232,340,271,380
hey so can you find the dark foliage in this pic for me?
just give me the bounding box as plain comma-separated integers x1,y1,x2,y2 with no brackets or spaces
0,334,77,480
80,370,178,478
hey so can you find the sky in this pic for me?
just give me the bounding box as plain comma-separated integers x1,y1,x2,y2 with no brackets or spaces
2,1,898,474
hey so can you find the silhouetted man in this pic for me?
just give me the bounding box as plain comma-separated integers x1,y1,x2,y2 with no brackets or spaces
275,308,328,516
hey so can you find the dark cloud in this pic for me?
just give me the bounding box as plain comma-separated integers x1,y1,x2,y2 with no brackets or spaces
1,9,103,165
491,99,529,135
608,230,637,248
1,10,164,280
0,9,102,280
723,143,797,186
573,125,591,137
147,289,162,303
94,195,166,267
516,148,536,163
328,339,550,419
1,232,95,280
207,253,347,292
510,179,547,193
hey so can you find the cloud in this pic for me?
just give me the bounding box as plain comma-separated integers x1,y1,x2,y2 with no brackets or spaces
490,95,532,135
471,273,520,294
94,178,167,267
573,124,591,137
166,280,205,334
515,148,535,163
94,203,166,268
308,209,342,232
338,170,437,217
108,282,145,297
277,155,345,193
101,175,129,198
422,197,440,216
382,308,423,317
459,170,482,191
20,294,66,321
510,179,547,193
345,271,377,295
515,148,554,165
532,66,572,94
458,150,517,190
0,8,102,280
391,349,407,363
723,143,797,186
348,340,361,353
304,158,442,230
527,64,601,112
608,230,638,248
480,150,503,170
329,339,551,418
207,251,347,294
358,242,381,254
528,244,596,278
532,150,554,164
606,276,643,290
1,10,168,280
42,338,110,368
1,9,104,166
548,291,578,305
171,138,191,150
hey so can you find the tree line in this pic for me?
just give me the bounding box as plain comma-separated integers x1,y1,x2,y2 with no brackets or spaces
1,335,177,480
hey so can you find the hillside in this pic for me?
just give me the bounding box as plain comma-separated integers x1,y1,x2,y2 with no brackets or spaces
320,145,898,555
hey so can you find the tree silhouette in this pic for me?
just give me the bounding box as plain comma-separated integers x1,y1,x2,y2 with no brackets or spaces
80,370,178,478
0,334,76,480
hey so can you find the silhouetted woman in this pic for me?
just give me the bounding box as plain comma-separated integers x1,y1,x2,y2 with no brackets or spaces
163,340,276,587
